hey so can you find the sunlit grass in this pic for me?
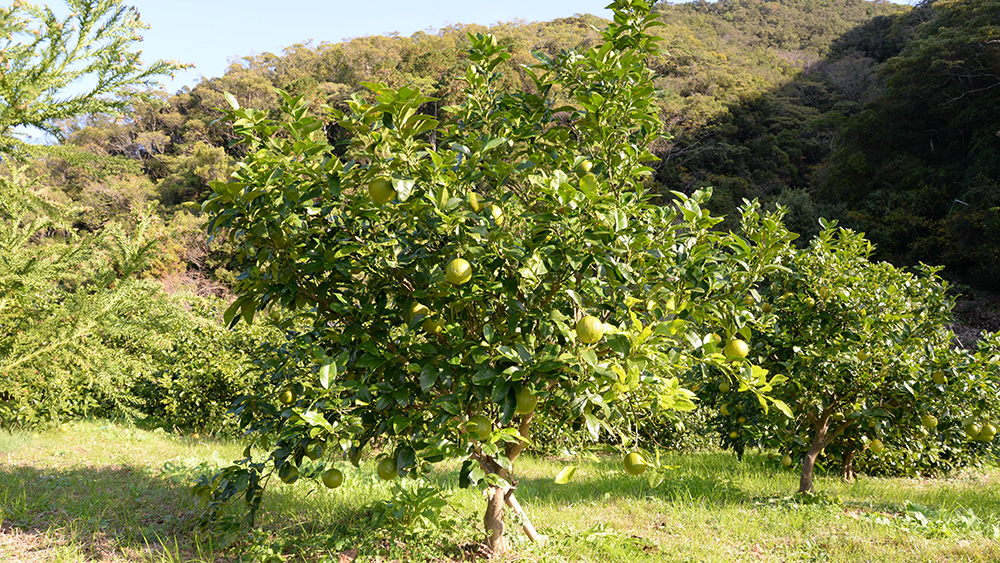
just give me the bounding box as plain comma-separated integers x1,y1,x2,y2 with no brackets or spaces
2,420,999,562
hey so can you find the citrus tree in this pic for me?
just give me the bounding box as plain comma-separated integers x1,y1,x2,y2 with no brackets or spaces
705,221,998,493
200,1,796,551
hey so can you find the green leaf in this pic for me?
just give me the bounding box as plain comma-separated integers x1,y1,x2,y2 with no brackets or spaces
554,465,577,485
319,361,334,389
772,398,793,419
584,412,600,441
224,91,241,110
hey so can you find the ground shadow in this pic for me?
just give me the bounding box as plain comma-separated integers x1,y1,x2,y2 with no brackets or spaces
0,462,226,562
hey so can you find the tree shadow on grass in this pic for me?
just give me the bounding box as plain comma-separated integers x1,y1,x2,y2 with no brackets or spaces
507,452,756,509
0,462,229,562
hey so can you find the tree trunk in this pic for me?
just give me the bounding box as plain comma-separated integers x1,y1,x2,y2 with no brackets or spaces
799,423,827,494
478,412,544,556
841,448,856,482
483,484,510,554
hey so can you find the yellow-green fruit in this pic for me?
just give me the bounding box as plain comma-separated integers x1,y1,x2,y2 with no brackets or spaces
743,295,755,306
870,439,885,454
832,412,845,422
718,381,731,393
781,455,793,467
729,431,739,439
485,203,504,225
467,415,492,441
322,468,344,489
977,424,997,442
468,192,484,212
368,176,395,204
445,258,472,285
965,422,982,439
515,388,538,415
709,333,722,346
857,350,869,361
761,303,773,314
279,463,299,484
724,339,750,359
422,317,446,335
720,403,731,416
804,297,816,308
737,416,747,424
932,372,947,385
623,452,647,476
407,302,430,322
576,316,605,344
577,159,594,173
377,458,398,481
921,415,938,429
279,388,297,406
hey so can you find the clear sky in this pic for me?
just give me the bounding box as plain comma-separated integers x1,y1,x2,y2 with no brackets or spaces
123,0,616,93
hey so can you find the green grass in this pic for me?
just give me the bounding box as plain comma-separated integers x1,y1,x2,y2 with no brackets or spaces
2,420,999,562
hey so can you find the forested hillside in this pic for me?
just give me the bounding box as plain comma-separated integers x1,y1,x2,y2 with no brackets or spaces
14,0,1000,298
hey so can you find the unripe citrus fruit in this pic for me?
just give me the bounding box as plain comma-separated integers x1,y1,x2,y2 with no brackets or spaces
761,303,772,314
278,463,299,484
623,452,647,476
724,339,749,359
577,160,593,173
870,439,884,453
932,372,947,385
720,403,731,416
515,388,538,415
729,431,739,439
407,302,430,322
279,388,297,406
377,458,398,480
467,415,492,441
921,415,938,429
422,317,445,335
781,455,793,467
485,203,504,225
718,381,731,393
468,192,484,212
445,258,472,285
368,176,395,204
965,422,982,439
576,316,605,343
977,424,997,442
322,467,344,489
737,416,747,424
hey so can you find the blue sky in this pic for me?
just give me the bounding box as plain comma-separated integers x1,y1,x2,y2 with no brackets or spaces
124,0,617,93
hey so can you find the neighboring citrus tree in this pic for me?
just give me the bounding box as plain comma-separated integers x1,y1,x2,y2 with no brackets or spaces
705,221,1000,493
199,0,796,551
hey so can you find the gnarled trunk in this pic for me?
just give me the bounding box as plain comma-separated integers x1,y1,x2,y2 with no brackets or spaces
478,412,543,556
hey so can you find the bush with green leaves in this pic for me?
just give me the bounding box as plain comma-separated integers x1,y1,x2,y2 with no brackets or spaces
133,298,276,433
199,1,796,552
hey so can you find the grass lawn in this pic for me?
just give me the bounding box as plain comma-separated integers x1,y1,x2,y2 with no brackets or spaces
2,419,999,562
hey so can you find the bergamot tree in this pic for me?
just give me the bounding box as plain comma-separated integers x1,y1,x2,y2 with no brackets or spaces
200,0,796,552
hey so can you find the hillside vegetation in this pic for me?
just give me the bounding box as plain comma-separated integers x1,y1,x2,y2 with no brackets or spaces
22,0,998,299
